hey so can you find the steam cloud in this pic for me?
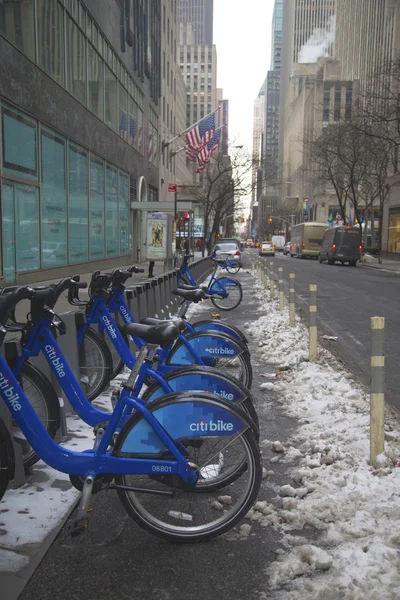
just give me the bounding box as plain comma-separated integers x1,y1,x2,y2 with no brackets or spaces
298,15,336,63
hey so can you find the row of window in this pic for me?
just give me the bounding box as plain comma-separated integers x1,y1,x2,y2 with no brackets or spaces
0,0,159,166
0,103,132,282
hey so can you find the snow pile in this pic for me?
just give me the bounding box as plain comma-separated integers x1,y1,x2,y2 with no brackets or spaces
248,272,400,599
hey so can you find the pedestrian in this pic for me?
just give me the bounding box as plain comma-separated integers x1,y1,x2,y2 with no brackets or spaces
196,238,202,252
148,260,155,278
183,238,190,255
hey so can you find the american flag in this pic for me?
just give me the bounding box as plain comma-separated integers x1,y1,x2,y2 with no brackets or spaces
129,114,137,146
185,145,198,162
120,110,128,140
196,130,221,171
185,114,215,151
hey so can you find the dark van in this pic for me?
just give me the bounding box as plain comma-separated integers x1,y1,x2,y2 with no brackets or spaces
319,226,362,266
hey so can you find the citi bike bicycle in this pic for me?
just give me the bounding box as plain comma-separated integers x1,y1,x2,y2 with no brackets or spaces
177,254,243,311
74,270,252,400
0,286,262,542
4,278,259,468
80,266,248,381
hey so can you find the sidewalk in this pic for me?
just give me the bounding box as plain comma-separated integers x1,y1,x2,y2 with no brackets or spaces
359,255,400,273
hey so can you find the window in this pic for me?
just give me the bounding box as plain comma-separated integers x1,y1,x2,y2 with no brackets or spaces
129,97,138,149
15,184,40,273
66,16,86,105
119,172,130,255
119,84,128,141
137,108,143,154
334,84,341,121
2,106,38,179
41,128,67,268
89,156,105,259
88,44,104,119
37,0,64,85
105,65,117,131
0,0,35,60
69,143,88,263
106,165,118,257
323,84,330,123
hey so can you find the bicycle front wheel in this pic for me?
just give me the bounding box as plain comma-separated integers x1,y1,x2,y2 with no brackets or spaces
210,277,243,311
225,262,241,275
78,327,113,401
114,393,262,543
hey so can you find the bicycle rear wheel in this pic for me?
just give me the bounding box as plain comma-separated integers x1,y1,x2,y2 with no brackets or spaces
225,262,241,275
12,361,60,468
114,393,262,542
78,327,113,401
210,277,243,311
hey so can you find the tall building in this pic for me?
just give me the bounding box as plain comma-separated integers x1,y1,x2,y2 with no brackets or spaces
251,82,266,206
0,0,161,283
178,0,213,45
271,0,283,70
279,0,336,192
159,1,192,202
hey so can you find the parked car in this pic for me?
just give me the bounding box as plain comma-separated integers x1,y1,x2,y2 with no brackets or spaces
213,242,243,266
283,242,291,255
259,242,275,257
319,226,362,266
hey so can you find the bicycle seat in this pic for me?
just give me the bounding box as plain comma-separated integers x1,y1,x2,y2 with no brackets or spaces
172,288,205,303
140,317,186,332
121,322,179,348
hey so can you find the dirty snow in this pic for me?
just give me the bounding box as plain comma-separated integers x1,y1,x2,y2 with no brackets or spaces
246,270,400,599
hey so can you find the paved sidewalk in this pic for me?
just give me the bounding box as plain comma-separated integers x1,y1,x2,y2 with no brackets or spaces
359,256,400,273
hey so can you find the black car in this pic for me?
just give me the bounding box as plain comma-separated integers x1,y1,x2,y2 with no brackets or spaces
319,226,362,266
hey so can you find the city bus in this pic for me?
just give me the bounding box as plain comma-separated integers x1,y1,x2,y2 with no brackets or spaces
290,222,328,258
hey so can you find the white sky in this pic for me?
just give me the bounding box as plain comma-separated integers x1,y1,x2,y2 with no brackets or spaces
213,1,275,153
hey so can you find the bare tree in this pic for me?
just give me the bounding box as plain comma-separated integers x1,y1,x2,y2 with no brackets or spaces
191,146,254,255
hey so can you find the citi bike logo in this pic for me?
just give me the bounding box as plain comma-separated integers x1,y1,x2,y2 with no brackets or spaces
204,346,234,356
190,418,234,432
0,371,21,411
102,315,117,339
120,306,132,324
45,345,66,378
205,388,234,401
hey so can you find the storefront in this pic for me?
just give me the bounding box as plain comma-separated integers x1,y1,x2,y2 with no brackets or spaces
388,208,400,254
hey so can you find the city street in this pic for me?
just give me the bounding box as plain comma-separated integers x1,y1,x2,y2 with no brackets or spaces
250,250,400,409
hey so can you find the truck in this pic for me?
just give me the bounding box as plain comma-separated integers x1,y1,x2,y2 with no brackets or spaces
272,235,285,252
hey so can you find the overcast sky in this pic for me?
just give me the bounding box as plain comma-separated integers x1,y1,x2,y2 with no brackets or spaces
213,1,275,154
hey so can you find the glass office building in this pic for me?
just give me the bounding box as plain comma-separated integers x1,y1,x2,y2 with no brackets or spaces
0,0,161,282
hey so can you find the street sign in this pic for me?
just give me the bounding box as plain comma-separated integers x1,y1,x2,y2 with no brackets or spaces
168,184,177,192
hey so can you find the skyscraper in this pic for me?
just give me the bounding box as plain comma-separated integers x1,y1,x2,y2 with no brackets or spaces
178,0,214,45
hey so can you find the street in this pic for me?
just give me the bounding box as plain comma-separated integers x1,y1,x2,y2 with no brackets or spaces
249,249,400,409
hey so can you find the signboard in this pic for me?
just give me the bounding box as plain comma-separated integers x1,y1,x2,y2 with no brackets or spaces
145,212,169,261
168,184,177,193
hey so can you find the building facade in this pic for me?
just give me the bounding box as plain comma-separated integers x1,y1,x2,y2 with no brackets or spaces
0,0,161,283
251,84,266,206
178,0,213,45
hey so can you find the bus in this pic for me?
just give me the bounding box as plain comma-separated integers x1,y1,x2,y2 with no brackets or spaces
290,222,328,259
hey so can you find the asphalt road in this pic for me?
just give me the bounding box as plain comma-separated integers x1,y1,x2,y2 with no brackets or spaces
19,263,300,600
250,248,400,408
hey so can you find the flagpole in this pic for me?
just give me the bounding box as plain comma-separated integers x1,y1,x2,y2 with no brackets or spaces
162,105,221,151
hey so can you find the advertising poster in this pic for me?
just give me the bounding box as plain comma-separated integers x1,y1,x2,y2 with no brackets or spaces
146,212,168,261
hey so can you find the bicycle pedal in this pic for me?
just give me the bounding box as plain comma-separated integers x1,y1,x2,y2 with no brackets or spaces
70,517,89,537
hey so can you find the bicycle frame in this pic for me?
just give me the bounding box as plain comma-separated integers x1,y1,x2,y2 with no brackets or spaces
177,261,228,298
11,314,177,428
0,347,192,478
82,294,241,374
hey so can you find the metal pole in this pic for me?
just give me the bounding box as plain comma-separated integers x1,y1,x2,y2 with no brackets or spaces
289,273,296,327
270,261,275,300
278,267,284,312
309,284,317,361
370,316,385,465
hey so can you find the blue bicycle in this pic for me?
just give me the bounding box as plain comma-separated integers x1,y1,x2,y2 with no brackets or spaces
0,286,262,542
80,266,248,381
4,278,259,468
177,254,243,311
74,270,252,399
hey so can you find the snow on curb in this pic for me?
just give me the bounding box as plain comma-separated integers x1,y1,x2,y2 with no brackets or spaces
246,273,400,599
